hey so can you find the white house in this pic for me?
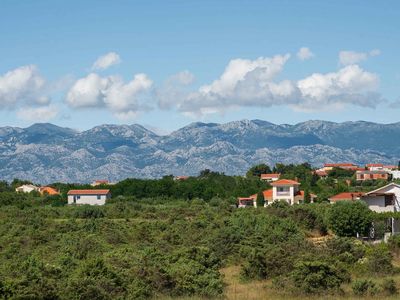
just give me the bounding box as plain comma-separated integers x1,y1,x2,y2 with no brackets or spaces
237,197,257,208
361,183,400,235
67,189,111,205
260,173,280,182
15,184,40,193
390,170,400,180
240,179,317,207
330,183,400,235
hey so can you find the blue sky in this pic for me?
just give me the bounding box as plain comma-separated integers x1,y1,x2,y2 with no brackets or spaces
0,0,399,133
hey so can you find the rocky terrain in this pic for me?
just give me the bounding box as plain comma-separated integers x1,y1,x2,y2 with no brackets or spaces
0,120,397,183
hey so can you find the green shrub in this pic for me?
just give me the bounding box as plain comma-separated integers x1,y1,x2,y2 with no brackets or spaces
352,279,379,296
365,245,393,275
326,237,365,264
381,278,398,296
240,249,267,280
290,260,348,294
329,201,372,237
74,205,105,219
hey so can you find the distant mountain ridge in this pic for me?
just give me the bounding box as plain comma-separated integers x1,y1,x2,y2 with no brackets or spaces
0,120,398,183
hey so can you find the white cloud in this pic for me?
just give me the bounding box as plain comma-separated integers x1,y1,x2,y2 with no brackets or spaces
16,105,59,122
159,54,382,116
92,52,121,70
297,47,314,61
295,64,381,110
0,65,49,108
339,49,380,66
156,71,195,110
66,72,153,118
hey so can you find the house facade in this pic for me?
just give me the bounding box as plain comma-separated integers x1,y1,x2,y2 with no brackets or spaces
260,173,280,182
67,189,111,205
15,184,39,193
322,163,359,171
329,183,400,235
239,179,316,207
39,186,60,196
91,180,109,187
356,170,389,181
328,192,365,202
237,197,257,208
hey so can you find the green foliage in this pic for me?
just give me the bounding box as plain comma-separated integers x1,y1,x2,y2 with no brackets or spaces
326,237,365,264
381,278,398,295
290,260,348,294
329,201,372,237
74,205,106,219
328,167,355,178
256,191,264,207
246,164,272,178
365,244,394,275
352,279,379,296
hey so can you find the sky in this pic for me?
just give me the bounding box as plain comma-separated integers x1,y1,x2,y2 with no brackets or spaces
0,0,399,133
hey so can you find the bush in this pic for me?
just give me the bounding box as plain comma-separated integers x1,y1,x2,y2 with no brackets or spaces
381,278,398,296
290,260,348,294
240,249,267,280
74,205,105,219
365,245,393,275
329,201,372,237
352,279,379,296
326,237,365,264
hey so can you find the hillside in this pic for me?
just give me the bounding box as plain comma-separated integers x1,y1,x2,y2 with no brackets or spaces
0,120,398,183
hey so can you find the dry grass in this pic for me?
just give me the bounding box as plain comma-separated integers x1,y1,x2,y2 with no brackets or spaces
221,265,400,300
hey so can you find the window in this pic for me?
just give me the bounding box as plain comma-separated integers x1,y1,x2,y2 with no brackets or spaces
77,196,80,199
97,195,101,200
385,195,394,206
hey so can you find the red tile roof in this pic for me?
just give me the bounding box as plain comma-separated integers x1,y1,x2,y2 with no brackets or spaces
294,190,317,198
324,163,356,167
315,170,328,176
260,173,280,179
384,165,397,169
366,163,384,167
68,189,110,195
39,186,60,195
271,179,300,186
329,192,364,201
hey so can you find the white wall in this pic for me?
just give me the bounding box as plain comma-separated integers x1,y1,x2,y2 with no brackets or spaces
363,196,395,213
362,184,400,212
273,186,295,204
390,171,400,179
68,194,109,205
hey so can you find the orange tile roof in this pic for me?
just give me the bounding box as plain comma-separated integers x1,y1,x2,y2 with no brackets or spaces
315,170,328,176
39,186,60,195
263,189,273,198
260,173,280,179
68,189,110,195
271,179,300,186
329,192,364,201
383,165,397,169
324,163,356,167
366,163,384,167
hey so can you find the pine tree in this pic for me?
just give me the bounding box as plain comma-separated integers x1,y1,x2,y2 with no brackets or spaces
256,191,265,207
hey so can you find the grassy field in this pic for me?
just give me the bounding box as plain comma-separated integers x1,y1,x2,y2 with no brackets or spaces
220,265,400,300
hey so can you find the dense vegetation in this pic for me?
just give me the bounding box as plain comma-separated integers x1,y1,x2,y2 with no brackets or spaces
1,164,400,299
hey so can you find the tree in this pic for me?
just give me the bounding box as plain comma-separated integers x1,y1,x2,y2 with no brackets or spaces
291,260,348,294
256,191,265,207
246,164,272,178
329,201,372,237
304,188,311,204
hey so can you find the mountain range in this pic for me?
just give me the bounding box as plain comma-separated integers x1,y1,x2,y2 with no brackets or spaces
0,120,398,184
